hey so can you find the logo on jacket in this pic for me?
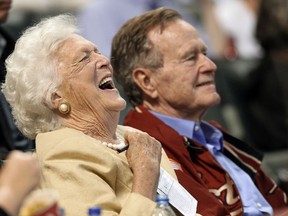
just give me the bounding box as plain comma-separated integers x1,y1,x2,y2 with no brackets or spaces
208,174,240,205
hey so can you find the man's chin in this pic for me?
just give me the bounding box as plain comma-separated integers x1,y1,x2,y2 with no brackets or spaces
214,96,221,106
208,93,221,106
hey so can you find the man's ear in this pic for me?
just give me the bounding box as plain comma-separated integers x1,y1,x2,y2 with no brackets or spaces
132,68,158,98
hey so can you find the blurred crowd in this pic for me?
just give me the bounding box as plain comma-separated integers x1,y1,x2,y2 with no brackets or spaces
1,0,288,189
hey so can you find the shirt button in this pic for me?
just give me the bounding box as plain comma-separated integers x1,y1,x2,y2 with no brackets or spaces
195,126,199,131
257,202,262,208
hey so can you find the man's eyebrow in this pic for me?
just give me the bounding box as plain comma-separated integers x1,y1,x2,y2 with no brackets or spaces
182,46,196,57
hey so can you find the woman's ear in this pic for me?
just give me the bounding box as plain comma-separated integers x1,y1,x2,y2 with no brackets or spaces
51,91,62,110
132,68,158,98
51,91,71,115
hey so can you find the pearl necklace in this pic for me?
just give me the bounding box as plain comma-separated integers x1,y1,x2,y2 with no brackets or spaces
101,137,128,153
101,141,126,150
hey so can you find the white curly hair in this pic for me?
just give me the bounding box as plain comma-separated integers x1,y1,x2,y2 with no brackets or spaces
1,14,78,139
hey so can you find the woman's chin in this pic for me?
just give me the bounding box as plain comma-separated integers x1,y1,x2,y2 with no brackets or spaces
119,99,127,111
113,98,127,112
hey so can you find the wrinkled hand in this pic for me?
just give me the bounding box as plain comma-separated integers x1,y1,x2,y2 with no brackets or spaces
0,151,40,216
124,130,162,200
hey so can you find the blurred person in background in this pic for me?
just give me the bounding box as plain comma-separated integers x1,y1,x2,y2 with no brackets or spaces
0,0,34,157
211,0,262,60
244,0,288,191
0,150,40,216
0,0,11,23
246,0,288,152
111,7,288,215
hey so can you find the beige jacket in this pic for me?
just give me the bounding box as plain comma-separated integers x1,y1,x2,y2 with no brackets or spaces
36,126,177,216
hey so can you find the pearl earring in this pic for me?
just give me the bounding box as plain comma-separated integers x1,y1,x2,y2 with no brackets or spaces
58,102,71,114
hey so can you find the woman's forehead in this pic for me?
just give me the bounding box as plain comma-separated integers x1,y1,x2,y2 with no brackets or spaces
60,34,96,51
55,34,97,60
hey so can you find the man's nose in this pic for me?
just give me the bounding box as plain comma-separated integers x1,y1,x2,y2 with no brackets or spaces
199,54,217,73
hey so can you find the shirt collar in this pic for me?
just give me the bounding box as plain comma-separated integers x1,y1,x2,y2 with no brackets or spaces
150,110,194,137
150,110,223,151
200,122,223,151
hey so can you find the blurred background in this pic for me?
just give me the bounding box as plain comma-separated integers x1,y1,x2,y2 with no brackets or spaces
1,0,288,192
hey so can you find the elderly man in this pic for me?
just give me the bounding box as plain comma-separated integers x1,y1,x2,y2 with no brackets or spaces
111,7,288,216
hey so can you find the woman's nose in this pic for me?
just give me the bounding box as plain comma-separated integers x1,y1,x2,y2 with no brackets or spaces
95,53,110,69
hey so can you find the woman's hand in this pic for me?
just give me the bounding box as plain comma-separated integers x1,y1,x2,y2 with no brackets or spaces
124,130,162,201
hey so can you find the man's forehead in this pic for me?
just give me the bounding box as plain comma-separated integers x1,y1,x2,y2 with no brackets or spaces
148,20,201,47
148,19,198,37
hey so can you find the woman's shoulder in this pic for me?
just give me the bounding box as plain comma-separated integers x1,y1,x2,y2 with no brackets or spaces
36,127,104,159
36,127,92,147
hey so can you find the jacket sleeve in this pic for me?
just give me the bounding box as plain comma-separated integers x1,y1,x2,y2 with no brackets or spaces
38,137,156,216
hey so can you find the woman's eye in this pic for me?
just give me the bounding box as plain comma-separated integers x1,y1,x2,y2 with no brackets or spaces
80,55,89,62
188,55,196,61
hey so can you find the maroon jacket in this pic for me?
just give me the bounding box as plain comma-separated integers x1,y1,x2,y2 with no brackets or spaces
124,106,288,216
